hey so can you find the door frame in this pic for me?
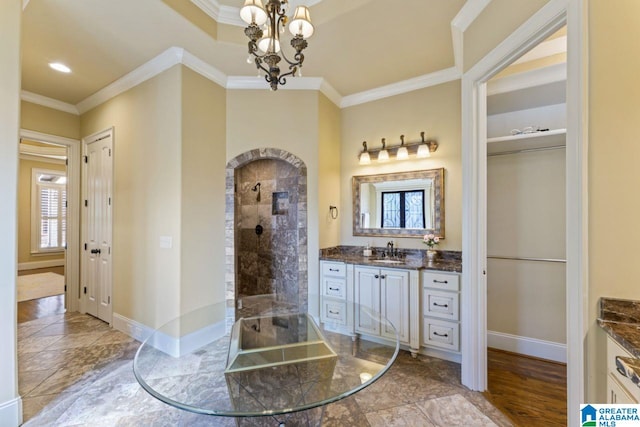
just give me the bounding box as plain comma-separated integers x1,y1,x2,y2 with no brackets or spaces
80,127,114,321
460,1,587,426
20,129,81,313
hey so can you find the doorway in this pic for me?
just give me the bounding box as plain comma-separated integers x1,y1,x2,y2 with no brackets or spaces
17,139,68,319
461,2,587,426
81,128,114,324
18,129,82,314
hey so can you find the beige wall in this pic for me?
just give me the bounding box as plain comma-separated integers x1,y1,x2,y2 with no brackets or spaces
226,89,323,316
340,80,462,251
21,101,80,140
587,0,640,402
487,149,566,344
179,67,227,313
318,93,342,248
81,66,183,328
464,0,550,72
0,0,21,419
17,158,67,265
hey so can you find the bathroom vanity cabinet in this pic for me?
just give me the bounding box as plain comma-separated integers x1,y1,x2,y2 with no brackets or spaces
319,259,460,361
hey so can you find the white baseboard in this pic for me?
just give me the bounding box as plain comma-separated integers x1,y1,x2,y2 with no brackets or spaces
0,396,22,427
112,312,226,358
487,330,566,363
112,313,154,343
17,259,64,271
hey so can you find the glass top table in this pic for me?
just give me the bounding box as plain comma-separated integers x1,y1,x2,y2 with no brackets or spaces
133,300,399,424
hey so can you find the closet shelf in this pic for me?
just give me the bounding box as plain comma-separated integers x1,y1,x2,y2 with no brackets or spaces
487,128,566,154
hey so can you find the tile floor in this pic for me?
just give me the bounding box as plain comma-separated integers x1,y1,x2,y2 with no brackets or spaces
19,312,513,426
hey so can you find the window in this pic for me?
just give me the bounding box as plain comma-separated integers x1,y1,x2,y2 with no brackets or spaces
31,169,67,254
381,190,425,229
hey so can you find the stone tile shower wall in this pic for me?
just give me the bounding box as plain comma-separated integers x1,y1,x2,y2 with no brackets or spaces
236,159,299,300
225,149,308,330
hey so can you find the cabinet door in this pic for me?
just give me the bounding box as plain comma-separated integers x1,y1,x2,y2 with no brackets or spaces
380,268,410,343
608,374,638,404
354,266,380,335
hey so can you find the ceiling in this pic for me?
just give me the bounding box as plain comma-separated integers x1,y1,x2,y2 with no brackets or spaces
21,0,474,109
20,1,565,112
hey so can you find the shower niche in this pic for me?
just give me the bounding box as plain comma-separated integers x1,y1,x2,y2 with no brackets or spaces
226,150,308,324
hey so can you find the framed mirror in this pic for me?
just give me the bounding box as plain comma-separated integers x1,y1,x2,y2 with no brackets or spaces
352,168,444,238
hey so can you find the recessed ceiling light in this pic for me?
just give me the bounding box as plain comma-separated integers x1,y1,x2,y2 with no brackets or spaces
49,62,71,73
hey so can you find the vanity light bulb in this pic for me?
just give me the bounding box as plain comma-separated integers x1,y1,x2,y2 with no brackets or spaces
416,143,431,158
377,149,389,162
396,146,409,160
359,152,371,165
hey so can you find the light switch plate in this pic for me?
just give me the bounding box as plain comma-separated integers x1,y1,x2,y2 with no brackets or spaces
159,236,172,249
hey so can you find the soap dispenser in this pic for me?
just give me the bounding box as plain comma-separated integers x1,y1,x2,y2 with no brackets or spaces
363,244,372,257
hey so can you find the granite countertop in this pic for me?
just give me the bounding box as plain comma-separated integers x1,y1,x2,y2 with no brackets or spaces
320,246,462,273
599,298,640,389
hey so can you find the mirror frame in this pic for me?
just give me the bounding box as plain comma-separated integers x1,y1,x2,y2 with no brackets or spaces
352,168,445,238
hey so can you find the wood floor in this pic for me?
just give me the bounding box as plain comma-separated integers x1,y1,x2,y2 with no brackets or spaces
17,267,66,323
485,348,567,426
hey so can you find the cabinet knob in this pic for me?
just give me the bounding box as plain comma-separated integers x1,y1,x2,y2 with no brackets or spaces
433,279,448,284
329,268,339,272
433,302,449,308
380,274,386,279
433,331,449,338
329,287,339,291
374,274,379,279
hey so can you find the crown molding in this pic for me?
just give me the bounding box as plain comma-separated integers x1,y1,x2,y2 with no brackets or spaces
190,0,244,26
76,47,184,114
340,66,461,109
451,0,492,72
181,49,228,87
451,0,492,31
21,91,79,115
487,62,566,96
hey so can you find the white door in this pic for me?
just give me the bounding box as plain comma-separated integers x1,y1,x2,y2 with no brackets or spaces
380,268,410,343
354,266,380,335
82,130,113,324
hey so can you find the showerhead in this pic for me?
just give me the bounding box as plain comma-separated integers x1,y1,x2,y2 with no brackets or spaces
252,183,261,192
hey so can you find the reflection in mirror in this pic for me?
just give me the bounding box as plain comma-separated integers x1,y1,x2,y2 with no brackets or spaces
353,169,444,238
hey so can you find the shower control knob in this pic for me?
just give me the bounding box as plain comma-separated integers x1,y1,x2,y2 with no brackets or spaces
255,224,263,236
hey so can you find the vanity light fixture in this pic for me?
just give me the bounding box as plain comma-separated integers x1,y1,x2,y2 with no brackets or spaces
377,138,389,162
240,0,314,91
359,141,371,165
396,135,409,160
357,131,438,164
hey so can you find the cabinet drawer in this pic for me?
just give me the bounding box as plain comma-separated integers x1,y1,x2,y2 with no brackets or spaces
423,318,459,352
322,277,346,299
423,289,459,321
321,300,347,325
422,271,459,292
322,261,346,278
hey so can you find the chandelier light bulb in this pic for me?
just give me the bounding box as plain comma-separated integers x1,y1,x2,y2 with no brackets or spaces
240,0,267,26
289,6,314,38
246,55,253,64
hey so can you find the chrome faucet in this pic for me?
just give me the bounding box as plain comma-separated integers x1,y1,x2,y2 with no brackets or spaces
387,241,394,257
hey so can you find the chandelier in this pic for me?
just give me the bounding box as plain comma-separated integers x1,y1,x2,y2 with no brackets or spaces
240,0,314,91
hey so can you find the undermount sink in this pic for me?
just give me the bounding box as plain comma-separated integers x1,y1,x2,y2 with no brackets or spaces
372,259,404,264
